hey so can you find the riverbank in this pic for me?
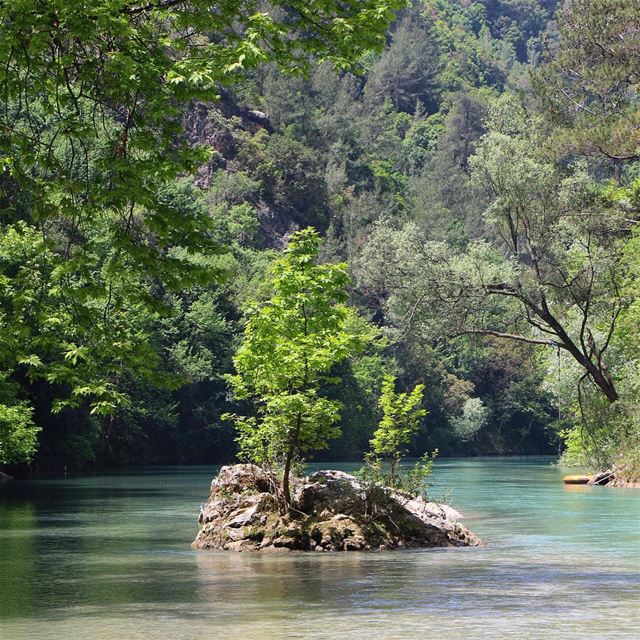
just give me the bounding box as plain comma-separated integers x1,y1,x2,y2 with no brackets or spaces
589,468,640,489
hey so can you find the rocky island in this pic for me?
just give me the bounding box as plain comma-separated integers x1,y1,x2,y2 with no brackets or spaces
193,464,480,552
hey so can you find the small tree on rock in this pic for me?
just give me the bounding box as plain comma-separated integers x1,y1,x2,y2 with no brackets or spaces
226,227,363,509
366,375,429,489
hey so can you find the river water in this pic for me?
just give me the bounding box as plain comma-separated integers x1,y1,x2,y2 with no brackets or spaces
1,457,639,639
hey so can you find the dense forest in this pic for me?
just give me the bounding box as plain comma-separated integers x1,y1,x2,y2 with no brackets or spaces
1,0,639,477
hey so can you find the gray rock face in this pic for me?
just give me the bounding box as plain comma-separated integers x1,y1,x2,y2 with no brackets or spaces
193,464,480,552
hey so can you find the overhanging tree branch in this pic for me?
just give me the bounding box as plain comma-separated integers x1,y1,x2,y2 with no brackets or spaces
455,329,561,348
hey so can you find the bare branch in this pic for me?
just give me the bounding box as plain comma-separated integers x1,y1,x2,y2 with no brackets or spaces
455,329,561,348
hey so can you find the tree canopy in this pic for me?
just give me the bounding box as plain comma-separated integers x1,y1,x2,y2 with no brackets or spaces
2,0,639,477
0,0,402,466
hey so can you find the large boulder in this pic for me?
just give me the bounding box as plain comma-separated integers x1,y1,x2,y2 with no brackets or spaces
193,465,480,551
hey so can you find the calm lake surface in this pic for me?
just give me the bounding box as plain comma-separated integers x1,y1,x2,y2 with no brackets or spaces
1,457,639,639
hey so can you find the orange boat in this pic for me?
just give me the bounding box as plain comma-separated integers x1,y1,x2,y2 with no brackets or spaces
563,475,590,485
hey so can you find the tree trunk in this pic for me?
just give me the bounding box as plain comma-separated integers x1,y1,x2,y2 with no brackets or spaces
584,363,619,403
281,449,293,513
281,411,303,513
548,322,619,402
530,297,620,403
390,456,399,487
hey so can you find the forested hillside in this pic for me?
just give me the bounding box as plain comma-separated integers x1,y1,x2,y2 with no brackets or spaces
2,0,638,476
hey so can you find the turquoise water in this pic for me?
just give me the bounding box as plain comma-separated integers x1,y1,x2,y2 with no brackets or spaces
1,457,639,639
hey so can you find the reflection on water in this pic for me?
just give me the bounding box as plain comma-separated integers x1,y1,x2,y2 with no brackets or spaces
1,459,639,639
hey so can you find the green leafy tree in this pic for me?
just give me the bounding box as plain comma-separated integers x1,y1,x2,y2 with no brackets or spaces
525,0,640,473
324,315,392,460
467,97,627,404
226,227,364,508
0,0,403,465
369,375,426,486
365,10,442,114
0,393,39,465
255,133,331,232
557,227,640,475
360,97,627,406
535,0,639,162
3,0,595,471
1,0,405,215
451,397,489,442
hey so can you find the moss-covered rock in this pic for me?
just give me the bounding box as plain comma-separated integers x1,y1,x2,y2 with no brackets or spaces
193,464,480,551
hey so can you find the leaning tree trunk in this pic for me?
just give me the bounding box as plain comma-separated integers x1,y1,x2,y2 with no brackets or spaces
546,318,619,403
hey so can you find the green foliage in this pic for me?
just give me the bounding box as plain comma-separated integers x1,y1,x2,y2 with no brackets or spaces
324,314,392,459
528,0,640,470
400,452,438,498
534,0,639,161
402,110,445,172
364,375,427,488
0,0,402,466
371,375,426,459
365,10,442,114
0,398,39,465
225,227,366,504
360,377,437,497
557,387,639,474
0,221,169,416
559,424,612,472
451,397,489,442
256,134,331,230
1,0,405,199
7,0,636,474
359,450,437,499
423,0,549,91
618,229,640,358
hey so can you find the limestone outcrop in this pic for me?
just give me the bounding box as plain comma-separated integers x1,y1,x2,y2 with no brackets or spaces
193,464,480,552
